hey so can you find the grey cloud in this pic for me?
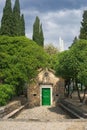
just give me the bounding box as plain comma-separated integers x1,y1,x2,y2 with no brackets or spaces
0,0,86,50
24,8,83,49
20,0,87,12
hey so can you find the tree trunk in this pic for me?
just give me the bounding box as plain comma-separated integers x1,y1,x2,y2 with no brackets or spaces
77,85,86,103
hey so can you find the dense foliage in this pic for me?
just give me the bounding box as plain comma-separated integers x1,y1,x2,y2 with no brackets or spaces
0,0,25,36
32,16,44,46
55,39,87,102
71,40,87,86
0,84,15,106
79,10,87,39
44,44,59,69
55,39,87,84
44,44,59,55
0,36,48,95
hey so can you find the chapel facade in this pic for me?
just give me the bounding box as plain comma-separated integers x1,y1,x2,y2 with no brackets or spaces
27,68,64,107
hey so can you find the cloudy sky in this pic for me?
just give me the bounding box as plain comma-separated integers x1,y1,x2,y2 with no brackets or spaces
0,0,87,49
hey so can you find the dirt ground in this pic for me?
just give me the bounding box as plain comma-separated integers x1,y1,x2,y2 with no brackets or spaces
65,91,87,112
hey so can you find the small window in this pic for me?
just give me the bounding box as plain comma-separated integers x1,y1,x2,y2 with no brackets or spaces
33,94,37,96
44,72,48,77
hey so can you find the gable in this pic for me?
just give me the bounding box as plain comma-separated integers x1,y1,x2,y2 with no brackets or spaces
38,68,59,85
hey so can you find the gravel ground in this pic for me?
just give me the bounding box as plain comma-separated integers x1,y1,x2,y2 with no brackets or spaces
15,106,70,121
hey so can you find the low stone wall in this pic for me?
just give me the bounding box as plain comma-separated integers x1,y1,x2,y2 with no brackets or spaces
0,101,21,118
60,99,87,118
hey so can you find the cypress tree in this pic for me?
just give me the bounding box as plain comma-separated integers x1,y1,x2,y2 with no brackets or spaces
32,16,44,46
70,36,78,48
33,16,40,45
13,0,21,36
20,14,25,36
40,24,44,46
79,10,87,39
0,0,13,36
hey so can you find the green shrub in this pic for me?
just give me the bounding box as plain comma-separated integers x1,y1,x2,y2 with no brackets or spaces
0,36,48,95
0,84,15,106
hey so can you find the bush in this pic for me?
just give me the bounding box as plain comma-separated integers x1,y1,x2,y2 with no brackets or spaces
0,36,48,95
0,84,15,106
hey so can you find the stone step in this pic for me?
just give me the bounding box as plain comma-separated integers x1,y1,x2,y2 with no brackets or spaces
3,105,26,119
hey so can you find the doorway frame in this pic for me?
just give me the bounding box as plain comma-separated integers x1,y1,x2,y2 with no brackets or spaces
40,84,52,106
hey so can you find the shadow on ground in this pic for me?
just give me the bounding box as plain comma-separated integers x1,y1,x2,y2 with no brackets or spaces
47,105,70,118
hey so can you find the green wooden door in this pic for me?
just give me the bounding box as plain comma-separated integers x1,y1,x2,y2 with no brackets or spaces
42,88,51,105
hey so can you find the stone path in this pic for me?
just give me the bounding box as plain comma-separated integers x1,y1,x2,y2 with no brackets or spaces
15,106,70,121
0,106,87,130
0,120,87,130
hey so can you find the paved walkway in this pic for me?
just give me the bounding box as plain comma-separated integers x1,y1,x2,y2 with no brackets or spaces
15,106,70,121
0,106,87,130
0,119,87,130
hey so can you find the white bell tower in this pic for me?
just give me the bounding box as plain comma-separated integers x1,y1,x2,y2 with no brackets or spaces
59,37,64,52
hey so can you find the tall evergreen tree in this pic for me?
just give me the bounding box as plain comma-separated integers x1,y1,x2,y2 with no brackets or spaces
32,16,44,46
33,16,40,45
70,36,78,48
39,24,44,46
13,0,21,36
79,10,87,39
0,0,13,36
20,14,25,36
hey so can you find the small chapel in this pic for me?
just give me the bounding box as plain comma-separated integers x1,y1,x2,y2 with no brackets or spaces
27,68,64,107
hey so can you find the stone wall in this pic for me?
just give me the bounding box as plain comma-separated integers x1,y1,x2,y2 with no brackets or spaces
51,78,65,105
27,82,40,107
0,101,21,118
